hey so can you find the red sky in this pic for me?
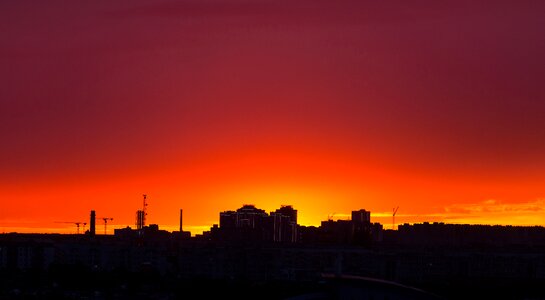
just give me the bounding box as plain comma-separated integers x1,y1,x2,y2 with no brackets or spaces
1,0,545,234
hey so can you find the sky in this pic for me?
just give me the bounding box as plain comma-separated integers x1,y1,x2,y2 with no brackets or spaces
1,0,545,235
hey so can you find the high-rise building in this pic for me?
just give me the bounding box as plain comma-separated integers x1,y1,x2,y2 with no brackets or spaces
235,204,268,228
271,205,298,243
352,209,371,223
219,210,237,229
276,205,298,223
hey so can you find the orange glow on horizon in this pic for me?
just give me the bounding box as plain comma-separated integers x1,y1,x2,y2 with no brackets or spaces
2,147,544,235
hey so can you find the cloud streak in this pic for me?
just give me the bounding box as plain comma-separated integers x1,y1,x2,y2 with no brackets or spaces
371,199,545,227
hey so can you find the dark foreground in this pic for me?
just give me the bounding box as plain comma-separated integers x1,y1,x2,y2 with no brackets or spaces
3,232,545,299
2,263,545,299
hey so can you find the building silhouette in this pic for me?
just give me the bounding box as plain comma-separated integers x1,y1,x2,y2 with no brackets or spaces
89,210,96,237
215,204,295,243
271,205,298,243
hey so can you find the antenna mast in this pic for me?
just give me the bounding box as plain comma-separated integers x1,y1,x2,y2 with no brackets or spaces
143,194,148,227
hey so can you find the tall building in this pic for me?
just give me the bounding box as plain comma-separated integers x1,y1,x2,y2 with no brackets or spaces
235,204,268,228
351,209,371,223
352,209,372,246
219,210,237,229
271,205,298,243
276,205,298,223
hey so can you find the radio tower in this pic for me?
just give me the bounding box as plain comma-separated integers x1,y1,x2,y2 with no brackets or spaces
137,194,148,230
143,194,148,227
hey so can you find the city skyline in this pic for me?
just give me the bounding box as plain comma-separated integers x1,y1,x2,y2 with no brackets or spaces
2,1,545,235
3,200,545,236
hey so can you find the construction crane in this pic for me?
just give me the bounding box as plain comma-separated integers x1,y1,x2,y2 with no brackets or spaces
101,217,113,235
55,221,87,234
392,206,399,230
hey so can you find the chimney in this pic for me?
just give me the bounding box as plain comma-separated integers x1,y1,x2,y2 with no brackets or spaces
179,209,183,232
90,210,96,236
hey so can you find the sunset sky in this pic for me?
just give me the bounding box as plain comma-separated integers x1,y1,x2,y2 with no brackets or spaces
1,0,544,235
